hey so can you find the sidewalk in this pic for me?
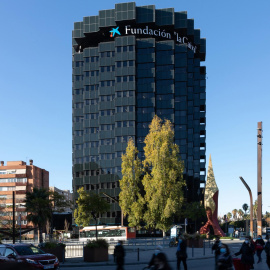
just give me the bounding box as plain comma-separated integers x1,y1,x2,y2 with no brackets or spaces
60,242,216,268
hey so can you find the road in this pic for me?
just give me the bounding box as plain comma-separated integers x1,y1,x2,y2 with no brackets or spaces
61,241,270,270
61,256,269,270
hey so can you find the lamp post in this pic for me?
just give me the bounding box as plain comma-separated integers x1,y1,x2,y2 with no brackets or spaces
239,177,253,237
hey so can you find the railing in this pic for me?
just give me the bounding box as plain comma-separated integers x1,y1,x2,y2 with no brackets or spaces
2,238,215,259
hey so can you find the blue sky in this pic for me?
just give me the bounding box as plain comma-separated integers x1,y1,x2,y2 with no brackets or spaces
1,0,270,218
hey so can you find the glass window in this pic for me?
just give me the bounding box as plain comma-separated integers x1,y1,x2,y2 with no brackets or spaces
5,248,15,257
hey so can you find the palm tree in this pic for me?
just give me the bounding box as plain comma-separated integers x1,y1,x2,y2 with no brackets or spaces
242,203,248,214
232,209,238,220
253,200,258,219
227,212,232,221
238,209,244,220
25,188,52,243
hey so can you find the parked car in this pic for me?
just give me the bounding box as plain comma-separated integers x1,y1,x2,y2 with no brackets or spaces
0,243,60,269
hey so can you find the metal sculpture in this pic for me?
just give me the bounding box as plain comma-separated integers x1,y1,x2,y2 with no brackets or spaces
200,155,225,237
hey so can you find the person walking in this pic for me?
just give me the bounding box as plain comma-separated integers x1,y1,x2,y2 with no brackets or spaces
235,236,255,270
154,252,172,270
217,243,233,270
255,235,265,263
212,236,222,270
147,245,163,269
176,236,187,270
265,236,270,269
114,240,125,270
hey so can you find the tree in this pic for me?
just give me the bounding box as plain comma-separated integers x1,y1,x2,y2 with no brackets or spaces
64,219,70,234
142,115,185,235
238,209,244,220
232,209,238,220
242,203,248,214
24,188,52,243
253,200,258,219
227,212,232,221
183,202,206,232
49,191,71,213
119,138,144,227
74,187,110,240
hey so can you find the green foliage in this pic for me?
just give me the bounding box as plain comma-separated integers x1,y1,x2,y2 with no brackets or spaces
253,200,258,219
242,203,248,214
229,220,245,228
49,191,71,212
142,116,185,233
200,234,215,239
182,201,206,221
85,239,109,248
24,188,52,243
238,209,244,220
182,233,207,240
226,212,232,221
232,209,238,220
42,242,66,249
119,139,144,228
74,187,110,227
220,237,234,240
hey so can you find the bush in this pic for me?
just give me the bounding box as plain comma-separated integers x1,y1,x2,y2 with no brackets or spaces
39,241,66,249
85,239,109,249
220,237,234,240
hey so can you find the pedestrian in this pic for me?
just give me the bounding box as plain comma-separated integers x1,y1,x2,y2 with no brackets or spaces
265,235,270,269
154,252,172,270
147,245,163,269
176,236,187,270
255,235,265,263
250,237,256,269
114,240,125,270
235,236,255,270
212,236,222,269
217,243,233,270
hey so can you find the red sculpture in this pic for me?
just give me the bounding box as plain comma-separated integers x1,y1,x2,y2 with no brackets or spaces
200,155,225,237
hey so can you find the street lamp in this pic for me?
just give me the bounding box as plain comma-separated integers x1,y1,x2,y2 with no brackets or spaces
239,177,253,237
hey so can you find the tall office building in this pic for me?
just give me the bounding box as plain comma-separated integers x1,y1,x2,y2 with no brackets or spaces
72,2,206,225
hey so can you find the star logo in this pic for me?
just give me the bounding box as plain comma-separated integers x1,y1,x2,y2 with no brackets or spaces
110,27,121,37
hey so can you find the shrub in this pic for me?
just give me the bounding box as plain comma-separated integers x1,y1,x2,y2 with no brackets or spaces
40,242,66,249
85,239,109,249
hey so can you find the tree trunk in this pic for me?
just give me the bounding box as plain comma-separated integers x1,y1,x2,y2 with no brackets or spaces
39,225,43,243
95,219,98,240
163,230,166,238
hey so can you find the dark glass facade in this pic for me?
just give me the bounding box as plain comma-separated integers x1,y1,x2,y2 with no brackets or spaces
72,2,206,225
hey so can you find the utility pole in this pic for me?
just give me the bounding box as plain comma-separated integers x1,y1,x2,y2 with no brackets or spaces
239,177,253,237
12,191,16,244
257,122,263,236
